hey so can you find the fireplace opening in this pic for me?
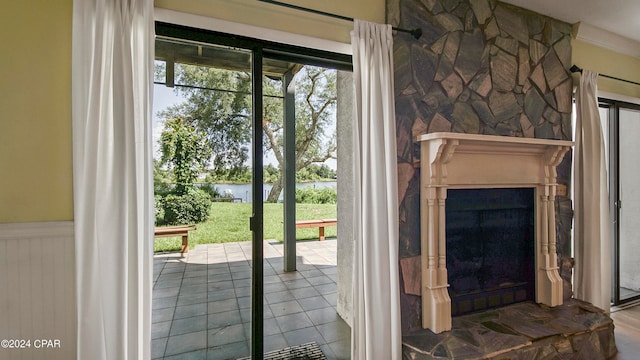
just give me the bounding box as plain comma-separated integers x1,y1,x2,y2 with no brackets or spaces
446,188,535,316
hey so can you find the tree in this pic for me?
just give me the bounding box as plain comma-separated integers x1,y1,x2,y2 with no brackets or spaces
263,66,337,202
158,63,337,203
159,65,252,174
160,118,212,195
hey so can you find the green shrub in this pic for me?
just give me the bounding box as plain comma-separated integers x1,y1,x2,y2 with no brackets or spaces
162,188,212,225
295,187,337,204
198,183,222,200
154,195,165,225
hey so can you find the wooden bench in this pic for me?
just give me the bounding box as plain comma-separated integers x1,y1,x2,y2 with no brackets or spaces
154,225,196,253
295,219,337,241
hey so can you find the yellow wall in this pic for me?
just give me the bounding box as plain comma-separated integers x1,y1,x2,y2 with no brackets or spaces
5,1,638,224
0,0,74,223
572,39,640,99
154,0,385,43
0,0,383,224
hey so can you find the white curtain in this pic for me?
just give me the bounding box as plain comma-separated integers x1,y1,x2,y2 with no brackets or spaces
72,1,154,358
351,19,402,360
574,70,611,312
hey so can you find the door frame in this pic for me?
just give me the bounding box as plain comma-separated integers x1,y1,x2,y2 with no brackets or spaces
155,21,351,358
600,98,640,306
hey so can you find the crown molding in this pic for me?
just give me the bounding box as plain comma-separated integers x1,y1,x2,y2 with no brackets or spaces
576,22,640,59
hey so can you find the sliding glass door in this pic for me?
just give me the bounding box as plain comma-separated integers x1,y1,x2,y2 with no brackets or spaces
154,22,351,359
602,100,640,305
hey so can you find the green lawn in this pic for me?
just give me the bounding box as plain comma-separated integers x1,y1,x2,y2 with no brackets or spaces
154,202,337,252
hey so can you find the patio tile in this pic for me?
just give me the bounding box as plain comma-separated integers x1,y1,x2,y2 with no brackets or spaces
291,286,321,300
207,273,232,283
207,288,236,301
153,240,347,359
275,312,313,333
263,317,282,336
298,296,331,311
207,263,230,271
264,282,288,294
177,292,208,306
237,296,250,309
153,307,175,324
306,275,334,286
232,277,251,288
174,303,207,319
208,323,246,347
162,265,186,275
207,280,234,292
157,272,185,282
306,307,341,326
164,330,207,357
300,269,325,279
231,270,251,280
234,285,251,298
181,275,207,286
151,337,167,359
320,267,337,276
264,274,282,284
266,258,284,267
270,300,303,317
323,292,337,305
279,271,305,280
229,263,251,271
152,320,171,340
207,298,238,314
263,333,289,353
313,283,337,295
317,320,350,344
179,284,209,296
283,278,312,290
282,326,326,347
296,263,319,271
184,269,208,278
208,309,242,329
206,340,249,360
328,338,351,359
265,290,294,304
164,349,206,360
263,269,277,277
170,315,208,337
153,295,177,310
240,308,251,323
154,286,181,299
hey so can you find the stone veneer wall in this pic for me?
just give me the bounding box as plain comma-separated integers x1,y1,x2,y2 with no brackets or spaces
387,0,575,332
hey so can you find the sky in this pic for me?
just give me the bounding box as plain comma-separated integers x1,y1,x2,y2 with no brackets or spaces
152,84,182,159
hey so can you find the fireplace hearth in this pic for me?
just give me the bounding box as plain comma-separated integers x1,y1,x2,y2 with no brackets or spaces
416,133,572,333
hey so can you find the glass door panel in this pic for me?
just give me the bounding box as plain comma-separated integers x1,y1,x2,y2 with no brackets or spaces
618,107,640,302
153,37,253,359
259,57,349,358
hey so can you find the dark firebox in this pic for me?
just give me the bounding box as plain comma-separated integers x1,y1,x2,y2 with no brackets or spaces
446,188,535,316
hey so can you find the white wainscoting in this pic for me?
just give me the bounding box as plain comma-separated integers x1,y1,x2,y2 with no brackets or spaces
0,221,76,360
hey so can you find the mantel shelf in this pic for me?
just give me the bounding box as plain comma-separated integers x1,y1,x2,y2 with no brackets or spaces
413,133,573,169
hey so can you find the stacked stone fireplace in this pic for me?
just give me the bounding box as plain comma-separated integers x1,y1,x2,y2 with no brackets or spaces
417,132,572,333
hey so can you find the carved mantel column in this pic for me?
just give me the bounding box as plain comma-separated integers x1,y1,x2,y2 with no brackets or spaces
417,133,572,334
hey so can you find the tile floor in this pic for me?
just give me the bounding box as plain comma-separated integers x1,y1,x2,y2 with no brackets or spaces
152,239,350,359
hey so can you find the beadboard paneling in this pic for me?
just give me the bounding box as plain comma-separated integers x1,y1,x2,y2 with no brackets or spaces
0,221,76,360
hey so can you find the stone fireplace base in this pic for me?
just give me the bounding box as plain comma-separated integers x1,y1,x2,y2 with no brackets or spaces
402,299,617,359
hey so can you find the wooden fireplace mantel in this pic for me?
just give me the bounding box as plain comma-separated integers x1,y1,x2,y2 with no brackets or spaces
416,132,573,333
